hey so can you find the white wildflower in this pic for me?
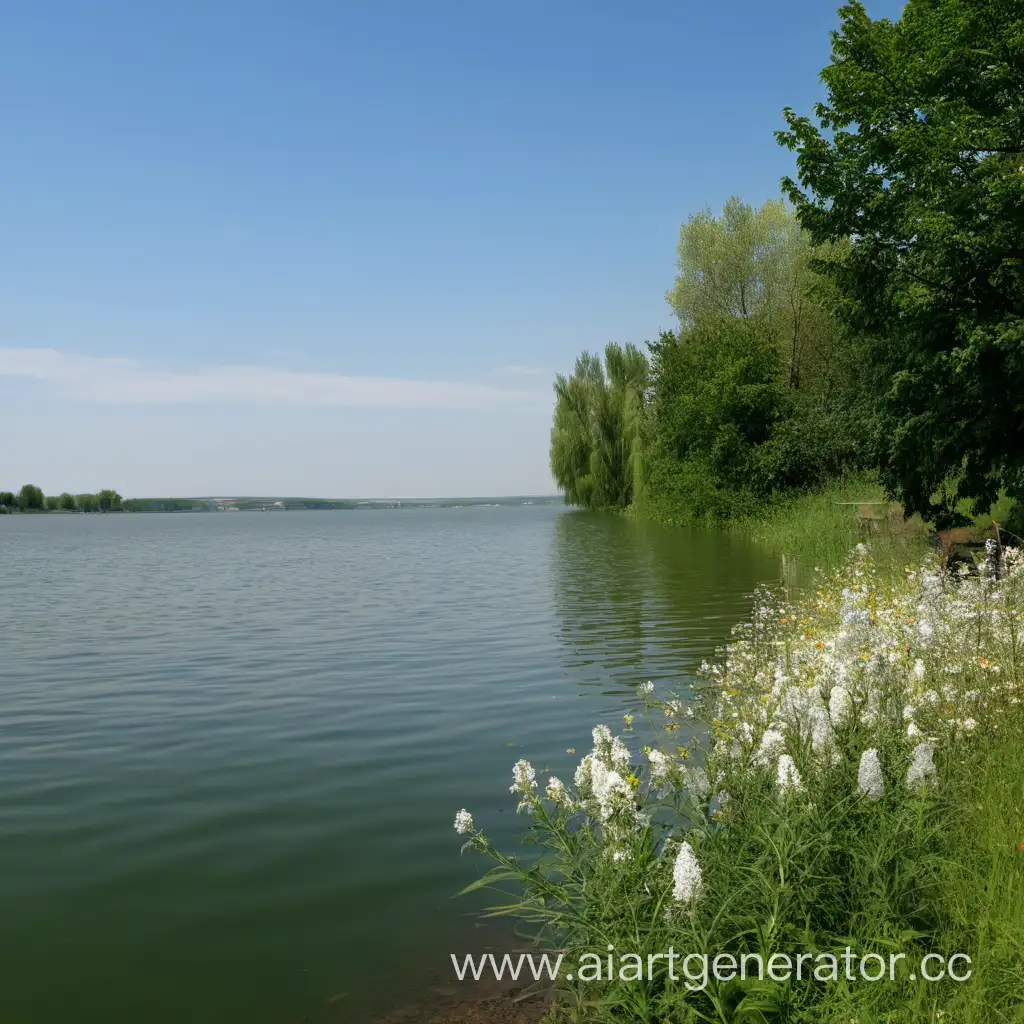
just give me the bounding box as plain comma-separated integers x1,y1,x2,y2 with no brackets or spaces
454,809,475,835
841,606,870,627
776,754,803,794
647,748,672,783
589,760,633,822
672,841,703,904
960,718,978,733
856,749,885,801
861,689,881,725
829,686,853,726
684,764,711,800
913,659,926,681
638,680,655,697
608,735,632,772
754,729,787,766
807,704,833,753
907,721,921,738
906,742,937,789
574,754,594,791
510,759,537,796
780,684,816,718
545,776,569,804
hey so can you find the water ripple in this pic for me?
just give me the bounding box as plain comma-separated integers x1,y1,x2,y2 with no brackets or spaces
0,506,779,1023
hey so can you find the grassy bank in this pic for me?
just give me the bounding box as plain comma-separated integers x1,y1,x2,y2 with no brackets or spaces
635,470,1019,574
456,542,1024,1022
629,473,927,570
729,474,930,570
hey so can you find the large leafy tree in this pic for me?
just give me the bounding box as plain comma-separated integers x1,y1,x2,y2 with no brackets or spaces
17,484,44,510
97,488,122,511
644,322,786,517
643,198,871,523
777,0,1024,524
667,197,841,392
550,343,648,509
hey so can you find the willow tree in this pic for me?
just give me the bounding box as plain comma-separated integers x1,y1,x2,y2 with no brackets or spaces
550,342,648,509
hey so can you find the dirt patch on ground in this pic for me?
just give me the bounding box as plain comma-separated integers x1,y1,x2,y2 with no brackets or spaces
374,976,550,1024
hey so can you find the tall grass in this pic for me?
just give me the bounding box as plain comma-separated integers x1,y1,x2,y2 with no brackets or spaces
729,473,931,571
455,544,1024,1022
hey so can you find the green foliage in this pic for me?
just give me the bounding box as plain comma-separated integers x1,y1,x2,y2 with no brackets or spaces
97,488,122,511
121,497,202,511
17,484,45,511
666,197,838,393
645,321,785,512
777,0,1024,526
733,472,929,570
461,550,1024,1022
0,487,128,512
551,343,648,509
637,199,874,526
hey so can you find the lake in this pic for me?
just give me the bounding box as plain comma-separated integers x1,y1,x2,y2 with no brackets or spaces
0,506,780,1022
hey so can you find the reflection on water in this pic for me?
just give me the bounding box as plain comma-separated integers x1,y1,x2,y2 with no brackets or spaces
551,510,781,696
0,507,780,1024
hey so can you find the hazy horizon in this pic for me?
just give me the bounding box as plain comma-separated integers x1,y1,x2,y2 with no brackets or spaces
127,492,565,502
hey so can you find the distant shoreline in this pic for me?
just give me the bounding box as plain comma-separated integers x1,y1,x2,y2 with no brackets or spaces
3,495,564,515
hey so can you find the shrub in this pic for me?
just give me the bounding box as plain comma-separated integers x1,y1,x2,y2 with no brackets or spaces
455,545,1024,1022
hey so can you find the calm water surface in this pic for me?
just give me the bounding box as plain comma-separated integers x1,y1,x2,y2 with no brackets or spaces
0,506,780,1022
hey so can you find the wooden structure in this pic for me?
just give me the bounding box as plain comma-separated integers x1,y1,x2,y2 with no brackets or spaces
833,501,895,538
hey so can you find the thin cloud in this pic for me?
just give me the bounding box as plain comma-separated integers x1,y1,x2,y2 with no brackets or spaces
0,348,545,410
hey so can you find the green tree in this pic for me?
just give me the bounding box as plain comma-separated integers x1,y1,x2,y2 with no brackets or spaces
97,488,122,511
667,197,841,391
654,322,783,480
643,198,872,523
18,484,45,511
59,492,77,510
777,0,1024,524
550,343,648,508
76,493,99,513
0,491,14,508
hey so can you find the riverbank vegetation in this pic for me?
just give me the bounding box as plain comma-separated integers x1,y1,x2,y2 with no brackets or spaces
462,3,1024,1021
550,0,1024,547
0,486,123,513
459,543,1024,1022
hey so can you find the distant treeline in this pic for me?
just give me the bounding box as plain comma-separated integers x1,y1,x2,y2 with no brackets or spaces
0,485,128,513
1,489,562,514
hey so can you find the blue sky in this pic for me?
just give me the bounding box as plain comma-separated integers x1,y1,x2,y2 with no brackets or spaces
1,0,904,497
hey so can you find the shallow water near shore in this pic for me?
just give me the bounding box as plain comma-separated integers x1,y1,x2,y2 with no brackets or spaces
0,505,779,1022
